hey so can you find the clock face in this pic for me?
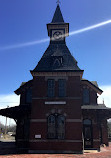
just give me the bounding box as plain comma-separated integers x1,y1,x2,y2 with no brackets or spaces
53,31,62,40
52,30,64,40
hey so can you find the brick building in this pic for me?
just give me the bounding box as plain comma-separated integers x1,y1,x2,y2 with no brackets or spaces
0,4,111,153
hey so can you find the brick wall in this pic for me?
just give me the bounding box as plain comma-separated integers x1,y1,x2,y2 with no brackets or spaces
29,74,83,153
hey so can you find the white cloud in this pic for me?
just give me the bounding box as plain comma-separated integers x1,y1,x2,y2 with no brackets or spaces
70,19,111,36
0,93,20,125
0,19,111,50
0,38,49,51
98,85,111,108
0,93,20,109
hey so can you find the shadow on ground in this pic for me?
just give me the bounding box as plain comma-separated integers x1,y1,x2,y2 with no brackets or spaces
0,140,111,158
0,141,17,155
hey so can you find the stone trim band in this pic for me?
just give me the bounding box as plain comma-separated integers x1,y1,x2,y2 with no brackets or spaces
29,139,83,143
30,119,82,123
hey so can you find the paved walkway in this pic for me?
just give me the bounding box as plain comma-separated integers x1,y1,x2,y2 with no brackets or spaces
0,140,111,158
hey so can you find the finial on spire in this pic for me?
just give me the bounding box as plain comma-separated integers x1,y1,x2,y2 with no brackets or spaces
56,0,60,5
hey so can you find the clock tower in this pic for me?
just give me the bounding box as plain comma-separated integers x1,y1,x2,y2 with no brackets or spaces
47,4,69,44
31,4,81,72
30,3,84,154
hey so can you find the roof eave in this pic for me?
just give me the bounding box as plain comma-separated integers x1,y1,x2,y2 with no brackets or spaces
81,79,103,95
14,80,33,95
30,70,84,78
31,69,84,73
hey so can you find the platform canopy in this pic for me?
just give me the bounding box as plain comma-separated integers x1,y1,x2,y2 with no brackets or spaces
82,104,111,120
0,105,31,120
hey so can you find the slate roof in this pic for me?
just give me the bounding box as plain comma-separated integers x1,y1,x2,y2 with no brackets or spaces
15,80,32,95
81,79,103,94
91,81,98,87
52,4,64,23
32,44,82,72
21,82,26,86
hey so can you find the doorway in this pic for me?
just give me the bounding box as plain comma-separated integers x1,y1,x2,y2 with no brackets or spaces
83,119,93,149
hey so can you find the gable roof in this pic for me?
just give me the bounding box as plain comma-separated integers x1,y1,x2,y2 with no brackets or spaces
81,79,103,95
52,4,64,23
14,80,32,95
90,81,99,87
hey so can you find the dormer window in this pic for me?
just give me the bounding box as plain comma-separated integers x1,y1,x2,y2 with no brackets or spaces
53,58,61,68
52,56,63,69
83,88,90,105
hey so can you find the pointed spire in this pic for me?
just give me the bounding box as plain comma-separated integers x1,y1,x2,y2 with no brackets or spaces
51,4,64,23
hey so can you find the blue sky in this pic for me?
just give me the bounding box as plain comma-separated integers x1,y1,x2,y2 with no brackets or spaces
0,0,111,124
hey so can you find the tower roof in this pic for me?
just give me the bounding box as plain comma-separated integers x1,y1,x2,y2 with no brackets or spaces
31,5,83,73
51,4,64,23
31,44,82,72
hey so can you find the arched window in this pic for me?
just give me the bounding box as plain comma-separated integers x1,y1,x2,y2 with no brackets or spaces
47,114,65,139
57,115,65,139
47,115,56,139
83,88,90,105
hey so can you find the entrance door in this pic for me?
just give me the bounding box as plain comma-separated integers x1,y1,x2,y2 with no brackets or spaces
83,119,93,149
